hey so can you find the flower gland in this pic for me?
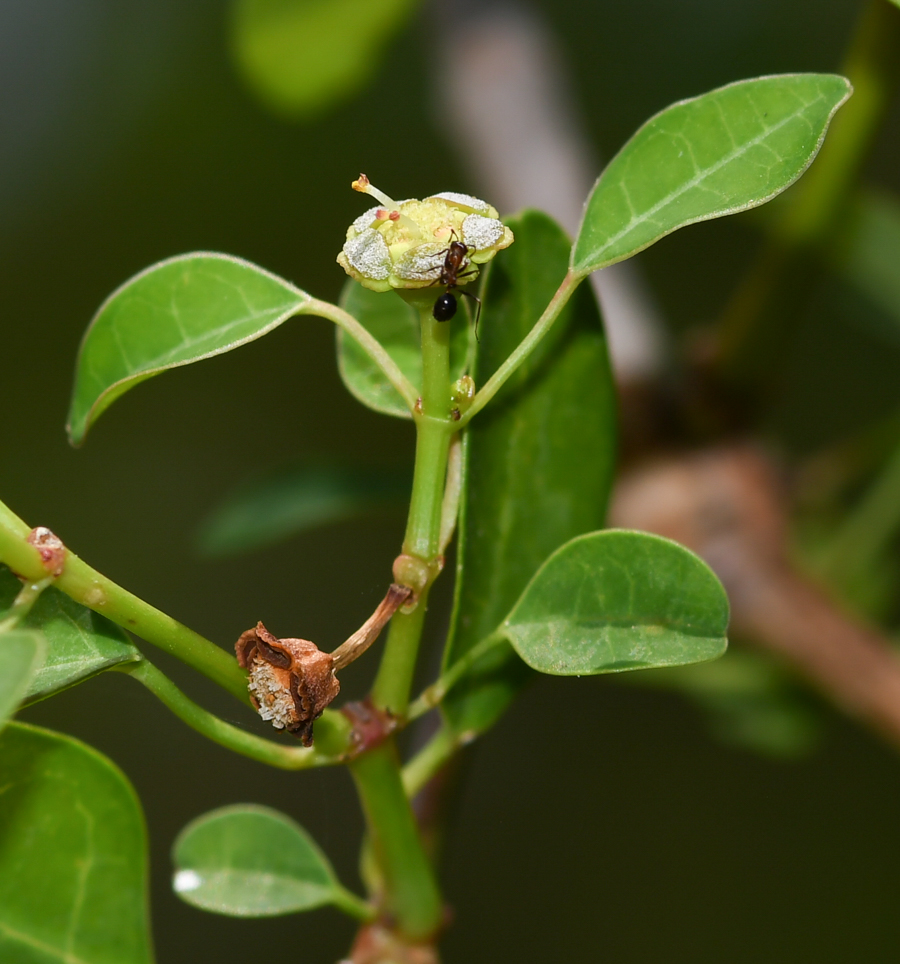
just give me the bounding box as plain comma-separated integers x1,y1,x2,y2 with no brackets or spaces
337,174,514,293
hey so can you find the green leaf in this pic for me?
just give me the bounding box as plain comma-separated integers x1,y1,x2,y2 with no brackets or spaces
0,722,153,964
503,530,729,675
173,804,357,918
0,565,140,702
68,253,310,444
231,0,417,118
197,461,409,556
0,630,45,731
572,73,852,275
337,280,471,418
442,210,617,735
838,190,900,335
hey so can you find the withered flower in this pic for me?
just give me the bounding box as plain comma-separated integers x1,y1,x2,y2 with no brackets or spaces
235,584,411,746
235,623,339,747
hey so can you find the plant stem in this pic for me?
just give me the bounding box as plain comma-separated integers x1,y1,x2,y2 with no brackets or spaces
406,630,507,721
0,576,53,633
402,724,463,799
352,304,453,943
302,297,419,413
457,269,581,426
117,659,348,768
0,500,250,704
349,743,443,939
331,886,377,923
372,305,453,715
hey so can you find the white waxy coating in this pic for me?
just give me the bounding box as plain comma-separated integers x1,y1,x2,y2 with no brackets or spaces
351,206,383,234
393,242,446,281
428,191,492,214
462,214,505,252
343,228,391,280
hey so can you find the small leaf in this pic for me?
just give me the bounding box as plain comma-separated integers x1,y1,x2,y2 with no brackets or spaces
231,0,417,118
442,210,617,735
0,722,153,963
68,253,310,444
0,564,140,702
0,630,45,731
197,461,410,555
503,530,729,675
173,804,358,918
572,74,852,275
337,280,471,418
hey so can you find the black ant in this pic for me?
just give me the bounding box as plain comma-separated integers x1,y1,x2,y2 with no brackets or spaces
431,232,482,337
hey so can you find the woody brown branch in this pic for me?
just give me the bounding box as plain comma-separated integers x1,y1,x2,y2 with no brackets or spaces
610,446,900,750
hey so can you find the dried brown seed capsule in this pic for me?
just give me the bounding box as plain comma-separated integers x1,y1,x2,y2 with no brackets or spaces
235,622,339,747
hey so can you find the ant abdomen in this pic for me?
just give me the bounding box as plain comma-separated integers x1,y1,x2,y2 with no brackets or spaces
433,292,458,322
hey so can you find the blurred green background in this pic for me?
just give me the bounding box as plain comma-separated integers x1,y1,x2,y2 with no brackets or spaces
6,0,900,959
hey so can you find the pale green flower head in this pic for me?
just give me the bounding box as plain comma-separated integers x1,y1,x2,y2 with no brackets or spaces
337,174,514,293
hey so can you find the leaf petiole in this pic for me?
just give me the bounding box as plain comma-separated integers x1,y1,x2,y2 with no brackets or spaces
116,660,347,769
455,270,582,427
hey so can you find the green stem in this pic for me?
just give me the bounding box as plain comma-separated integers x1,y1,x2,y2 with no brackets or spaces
0,501,250,704
349,743,443,939
0,575,53,633
371,305,453,715
457,270,581,426
402,725,463,799
117,660,347,768
406,630,507,721
331,886,377,923
302,297,419,413
370,592,429,716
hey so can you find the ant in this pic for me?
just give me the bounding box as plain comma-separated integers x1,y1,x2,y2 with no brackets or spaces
430,231,482,337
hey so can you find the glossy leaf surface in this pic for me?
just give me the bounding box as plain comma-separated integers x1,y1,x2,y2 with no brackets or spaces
572,74,851,274
337,280,471,418
198,462,408,556
0,630,44,731
0,565,140,702
173,804,341,917
68,253,309,444
231,0,416,118
442,210,616,735
0,723,153,963
504,530,729,675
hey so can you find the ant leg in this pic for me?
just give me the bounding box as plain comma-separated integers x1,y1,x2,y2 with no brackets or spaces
459,289,482,342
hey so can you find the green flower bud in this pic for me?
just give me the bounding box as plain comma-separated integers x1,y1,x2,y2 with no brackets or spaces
337,174,514,292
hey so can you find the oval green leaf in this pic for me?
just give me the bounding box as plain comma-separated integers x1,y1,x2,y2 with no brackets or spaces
68,253,310,444
231,0,417,118
0,722,153,964
572,74,852,275
0,630,45,731
173,804,350,917
337,280,472,418
442,210,617,735
503,530,729,675
0,564,140,703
